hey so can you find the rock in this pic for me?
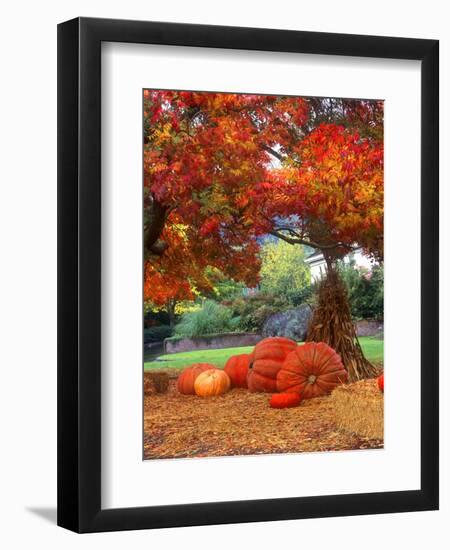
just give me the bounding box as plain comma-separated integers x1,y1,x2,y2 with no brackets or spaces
262,305,312,341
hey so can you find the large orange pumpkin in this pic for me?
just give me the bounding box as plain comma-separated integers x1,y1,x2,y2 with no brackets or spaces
377,373,384,393
194,369,230,397
269,392,302,409
277,342,348,399
177,363,215,395
247,337,298,393
224,353,251,388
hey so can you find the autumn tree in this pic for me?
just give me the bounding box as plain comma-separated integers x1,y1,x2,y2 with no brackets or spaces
252,118,383,379
143,91,383,379
143,90,309,315
144,217,260,325
144,90,309,257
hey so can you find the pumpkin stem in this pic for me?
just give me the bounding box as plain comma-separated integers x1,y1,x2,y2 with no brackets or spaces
308,374,317,384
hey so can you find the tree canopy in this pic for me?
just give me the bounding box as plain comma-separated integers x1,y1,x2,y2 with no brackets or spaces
143,91,383,309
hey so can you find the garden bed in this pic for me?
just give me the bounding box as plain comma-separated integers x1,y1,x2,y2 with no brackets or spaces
143,378,383,459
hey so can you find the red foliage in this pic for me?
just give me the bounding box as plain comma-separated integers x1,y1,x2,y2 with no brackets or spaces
251,123,384,261
143,90,384,306
143,91,310,305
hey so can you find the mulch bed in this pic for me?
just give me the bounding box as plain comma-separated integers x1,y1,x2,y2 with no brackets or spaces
143,376,383,459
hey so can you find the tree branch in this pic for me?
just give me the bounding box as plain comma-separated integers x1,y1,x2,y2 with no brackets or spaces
269,230,354,251
261,144,284,162
273,225,304,239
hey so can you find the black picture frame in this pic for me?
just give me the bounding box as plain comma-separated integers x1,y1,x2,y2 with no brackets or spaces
57,16,439,533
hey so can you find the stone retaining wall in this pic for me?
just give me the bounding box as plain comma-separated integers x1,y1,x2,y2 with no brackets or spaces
164,332,263,354
355,320,384,337
163,322,382,355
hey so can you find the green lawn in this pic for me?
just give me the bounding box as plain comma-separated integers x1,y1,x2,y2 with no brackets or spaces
357,336,384,364
144,336,383,370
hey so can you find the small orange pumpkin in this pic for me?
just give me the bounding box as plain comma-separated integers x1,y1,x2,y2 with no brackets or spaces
224,354,251,388
194,369,231,397
247,337,298,393
377,373,384,393
277,342,348,399
269,392,302,409
177,363,215,395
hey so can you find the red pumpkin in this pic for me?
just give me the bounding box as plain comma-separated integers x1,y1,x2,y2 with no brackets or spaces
247,337,298,393
269,392,302,409
277,342,348,399
377,373,384,392
224,354,251,388
177,363,215,395
194,369,230,397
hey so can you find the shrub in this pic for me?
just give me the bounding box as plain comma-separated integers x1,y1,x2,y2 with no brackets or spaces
143,308,171,327
174,300,238,337
283,286,315,307
143,325,173,343
338,262,384,320
229,293,290,333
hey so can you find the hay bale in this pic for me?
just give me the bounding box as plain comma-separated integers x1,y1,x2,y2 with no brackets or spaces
331,379,383,439
144,371,169,395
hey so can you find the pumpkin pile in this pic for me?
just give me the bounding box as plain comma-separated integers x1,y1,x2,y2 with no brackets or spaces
247,337,297,393
177,363,231,397
175,337,352,407
177,363,215,395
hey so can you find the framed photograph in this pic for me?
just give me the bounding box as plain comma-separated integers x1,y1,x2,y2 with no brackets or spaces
57,17,439,533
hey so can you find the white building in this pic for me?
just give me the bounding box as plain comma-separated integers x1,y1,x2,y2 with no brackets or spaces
305,248,373,281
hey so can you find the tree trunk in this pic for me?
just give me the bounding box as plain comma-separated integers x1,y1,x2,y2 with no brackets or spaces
144,195,168,257
306,267,378,382
167,299,176,328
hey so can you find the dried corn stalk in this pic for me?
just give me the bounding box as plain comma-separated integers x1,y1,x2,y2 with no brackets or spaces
306,269,378,381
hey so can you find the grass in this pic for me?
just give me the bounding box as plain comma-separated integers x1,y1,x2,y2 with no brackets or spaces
144,336,383,371
357,336,384,364
145,344,256,370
